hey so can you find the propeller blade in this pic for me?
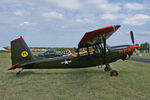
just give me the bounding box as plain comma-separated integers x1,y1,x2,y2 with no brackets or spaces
130,31,134,45
130,31,142,56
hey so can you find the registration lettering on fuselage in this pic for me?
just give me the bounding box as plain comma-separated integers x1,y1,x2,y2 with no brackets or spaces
118,48,132,54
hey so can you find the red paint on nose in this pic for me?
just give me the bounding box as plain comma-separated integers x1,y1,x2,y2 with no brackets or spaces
130,45,140,53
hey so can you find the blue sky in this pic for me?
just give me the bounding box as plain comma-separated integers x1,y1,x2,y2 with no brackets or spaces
0,0,150,47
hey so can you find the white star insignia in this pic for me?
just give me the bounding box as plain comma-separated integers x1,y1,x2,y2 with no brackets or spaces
61,60,72,65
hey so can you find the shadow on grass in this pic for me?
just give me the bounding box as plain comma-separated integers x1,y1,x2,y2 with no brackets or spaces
7,68,106,78
7,71,35,78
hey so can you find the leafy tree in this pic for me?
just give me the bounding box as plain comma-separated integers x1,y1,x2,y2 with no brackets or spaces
135,43,139,46
139,42,150,51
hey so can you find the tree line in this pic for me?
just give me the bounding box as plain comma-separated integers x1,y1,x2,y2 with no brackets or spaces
136,42,150,51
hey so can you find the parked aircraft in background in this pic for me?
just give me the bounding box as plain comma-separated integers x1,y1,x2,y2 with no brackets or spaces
0,47,8,52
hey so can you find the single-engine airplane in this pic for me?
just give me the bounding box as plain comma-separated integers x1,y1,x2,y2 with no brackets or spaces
8,25,140,76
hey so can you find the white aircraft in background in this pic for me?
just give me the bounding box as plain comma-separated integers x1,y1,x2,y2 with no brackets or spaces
0,47,7,52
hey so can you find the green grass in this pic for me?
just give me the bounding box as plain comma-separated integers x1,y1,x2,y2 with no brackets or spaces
132,52,150,59
0,52,150,100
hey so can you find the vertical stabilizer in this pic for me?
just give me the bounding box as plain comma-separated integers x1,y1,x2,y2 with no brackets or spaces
11,36,34,66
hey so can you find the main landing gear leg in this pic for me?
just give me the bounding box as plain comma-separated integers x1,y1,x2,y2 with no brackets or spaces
104,64,112,72
16,68,24,75
104,64,119,76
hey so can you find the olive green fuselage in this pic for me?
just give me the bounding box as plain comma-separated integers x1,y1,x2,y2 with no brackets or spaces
20,46,132,69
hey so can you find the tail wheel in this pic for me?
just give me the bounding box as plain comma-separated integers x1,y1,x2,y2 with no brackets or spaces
110,70,119,76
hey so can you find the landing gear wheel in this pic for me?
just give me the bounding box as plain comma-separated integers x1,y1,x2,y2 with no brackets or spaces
104,67,112,72
110,70,119,76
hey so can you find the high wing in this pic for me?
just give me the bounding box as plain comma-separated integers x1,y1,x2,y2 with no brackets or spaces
78,25,120,48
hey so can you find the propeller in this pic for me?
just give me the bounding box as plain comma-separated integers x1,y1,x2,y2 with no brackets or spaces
130,31,142,56
130,31,134,45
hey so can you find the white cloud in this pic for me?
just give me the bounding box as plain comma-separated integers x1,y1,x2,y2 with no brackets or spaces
137,31,150,36
125,3,145,10
20,22,30,26
86,0,107,4
20,21,36,26
76,18,94,24
98,4,121,12
30,0,81,10
101,13,122,20
14,11,24,16
86,0,121,12
52,0,81,10
42,12,64,20
122,14,150,26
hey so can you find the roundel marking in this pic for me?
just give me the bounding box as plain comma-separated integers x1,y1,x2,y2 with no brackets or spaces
21,51,28,57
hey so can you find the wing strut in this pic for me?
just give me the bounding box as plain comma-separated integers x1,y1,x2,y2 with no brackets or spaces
103,37,112,72
103,36,106,64
87,47,90,55
77,48,80,57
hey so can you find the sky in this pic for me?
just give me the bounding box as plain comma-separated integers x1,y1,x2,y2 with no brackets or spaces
0,0,150,47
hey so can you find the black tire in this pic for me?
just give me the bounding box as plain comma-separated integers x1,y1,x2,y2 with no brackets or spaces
110,70,118,76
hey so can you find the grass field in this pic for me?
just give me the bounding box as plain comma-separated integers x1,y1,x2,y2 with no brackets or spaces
0,52,150,100
132,52,150,59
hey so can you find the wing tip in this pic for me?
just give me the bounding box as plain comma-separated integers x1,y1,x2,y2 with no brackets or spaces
114,25,120,28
